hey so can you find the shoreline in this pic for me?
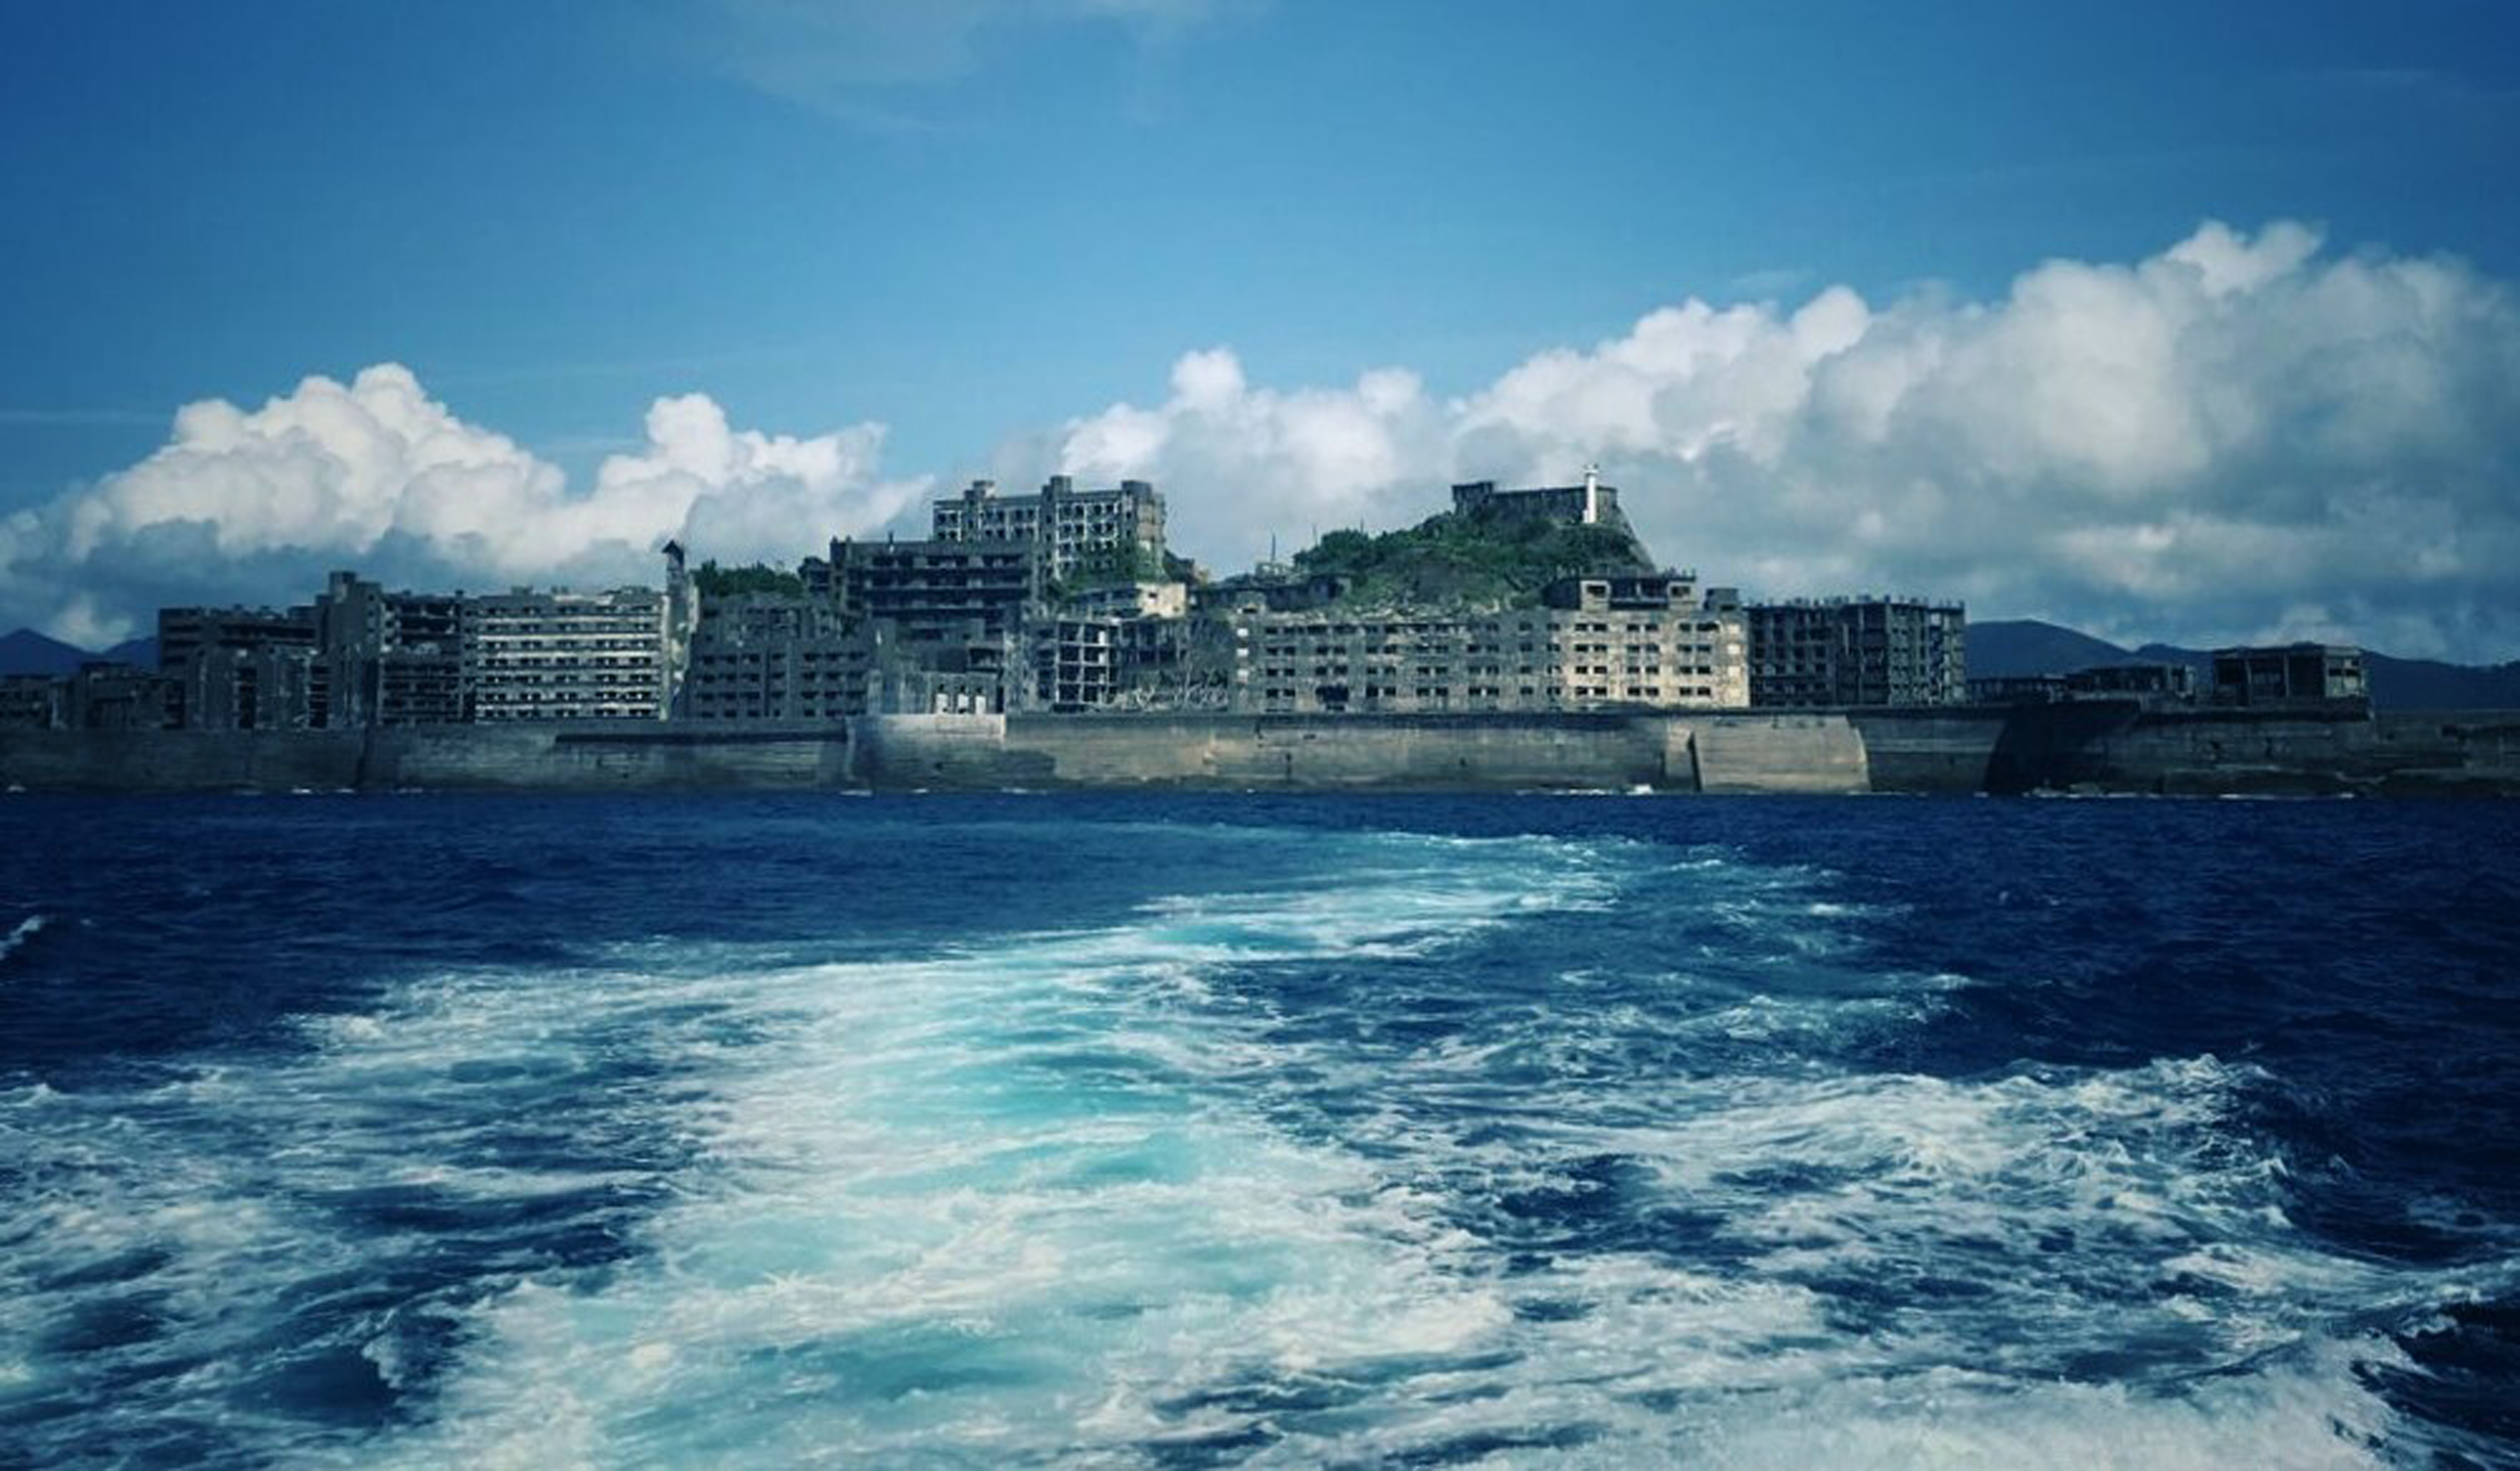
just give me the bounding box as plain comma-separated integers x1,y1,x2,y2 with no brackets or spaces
5,705,2514,798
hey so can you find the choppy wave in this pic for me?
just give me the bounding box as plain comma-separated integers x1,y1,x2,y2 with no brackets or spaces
1,799,2514,1469
0,914,42,966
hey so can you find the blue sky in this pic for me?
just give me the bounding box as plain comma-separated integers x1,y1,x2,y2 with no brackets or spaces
4,0,2519,656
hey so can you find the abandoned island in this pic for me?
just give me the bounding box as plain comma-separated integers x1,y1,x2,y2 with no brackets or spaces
2,474,2511,795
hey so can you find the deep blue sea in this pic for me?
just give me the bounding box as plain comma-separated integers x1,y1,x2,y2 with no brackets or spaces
1,793,2516,1470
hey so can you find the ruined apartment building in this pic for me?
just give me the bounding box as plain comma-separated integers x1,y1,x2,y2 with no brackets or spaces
463,586,671,721
2210,644,2367,707
680,592,870,722
1748,597,1968,708
803,536,1046,645
155,603,322,730
928,476,1166,578
315,572,465,727
1230,574,1749,715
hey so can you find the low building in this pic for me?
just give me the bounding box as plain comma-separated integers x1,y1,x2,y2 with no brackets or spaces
1749,597,1967,708
2211,644,2366,707
1968,674,2069,705
1067,581,1188,620
1230,574,1747,715
2066,662,2195,702
0,675,65,730
929,476,1166,579
68,663,181,730
1189,570,1352,618
870,649,1005,715
1969,662,2197,709
1451,470,1623,529
463,586,670,721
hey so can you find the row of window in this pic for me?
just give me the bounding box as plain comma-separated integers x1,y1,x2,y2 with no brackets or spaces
693,651,866,666
1253,686,1725,708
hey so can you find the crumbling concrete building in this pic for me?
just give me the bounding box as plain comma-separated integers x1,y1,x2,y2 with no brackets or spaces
680,591,871,722
1748,597,1968,708
2211,644,2366,707
929,476,1167,580
1228,573,1748,715
462,585,672,721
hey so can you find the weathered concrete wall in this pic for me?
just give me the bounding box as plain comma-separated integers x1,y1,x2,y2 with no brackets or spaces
1845,708,2006,794
2056,708,2520,796
997,713,1683,792
1848,703,2519,796
1846,704,2161,794
0,723,857,793
1694,714,1869,794
856,714,1050,789
379,724,853,791
5,707,2512,795
2367,712,2520,793
0,728,365,791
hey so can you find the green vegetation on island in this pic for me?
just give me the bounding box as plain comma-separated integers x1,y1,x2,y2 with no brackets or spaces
691,560,806,599
1049,542,1169,599
1289,511,1659,610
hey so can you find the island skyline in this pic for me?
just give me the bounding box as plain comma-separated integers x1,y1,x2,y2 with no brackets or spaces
5,3,2519,663
6,10,2520,1465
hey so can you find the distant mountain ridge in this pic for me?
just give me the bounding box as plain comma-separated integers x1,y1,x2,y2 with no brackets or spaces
0,629,89,678
1971,619,2520,710
0,629,157,677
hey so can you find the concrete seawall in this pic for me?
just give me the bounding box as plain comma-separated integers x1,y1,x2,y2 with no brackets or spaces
857,712,1867,793
2049,707,2520,796
3,707,2512,795
0,723,856,794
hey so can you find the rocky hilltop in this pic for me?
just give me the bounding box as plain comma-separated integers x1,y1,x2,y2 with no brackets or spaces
1287,506,1661,611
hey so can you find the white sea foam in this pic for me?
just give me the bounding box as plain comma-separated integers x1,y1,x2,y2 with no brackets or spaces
0,913,43,964
0,827,2487,1468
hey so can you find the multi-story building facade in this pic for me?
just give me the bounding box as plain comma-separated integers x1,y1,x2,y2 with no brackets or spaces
314,573,465,727
1229,574,1747,715
776,536,1059,716
462,586,670,721
1748,598,1967,708
805,536,1046,645
679,592,871,722
929,476,1166,578
170,644,323,731
156,605,317,671
1031,617,1122,712
155,604,322,729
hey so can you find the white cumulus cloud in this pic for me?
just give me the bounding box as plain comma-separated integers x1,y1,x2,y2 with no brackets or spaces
8,221,2518,661
1041,348,1447,544
1019,221,2520,660
0,364,921,644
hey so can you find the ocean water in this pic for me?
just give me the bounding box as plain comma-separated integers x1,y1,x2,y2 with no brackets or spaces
1,794,2515,1470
